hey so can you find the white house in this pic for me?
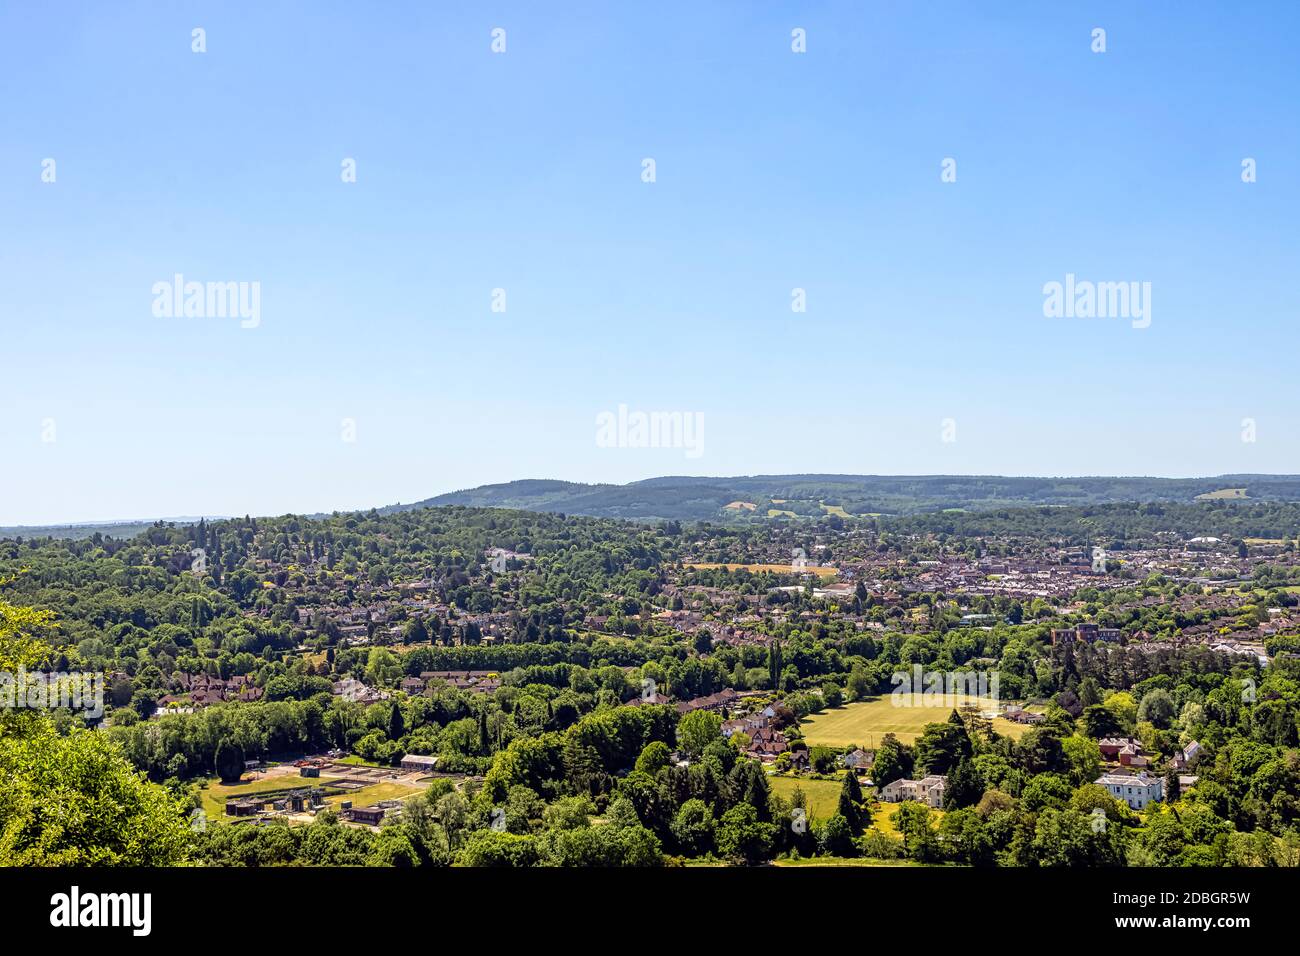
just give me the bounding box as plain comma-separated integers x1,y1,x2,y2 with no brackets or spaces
878,775,947,808
1096,772,1163,809
843,748,874,771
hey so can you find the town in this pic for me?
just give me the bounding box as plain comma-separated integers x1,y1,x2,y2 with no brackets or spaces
4,494,1299,867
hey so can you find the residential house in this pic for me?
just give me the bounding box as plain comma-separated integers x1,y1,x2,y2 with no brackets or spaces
1098,737,1143,761
1096,772,1163,809
843,748,874,772
1171,741,1203,771
878,775,947,808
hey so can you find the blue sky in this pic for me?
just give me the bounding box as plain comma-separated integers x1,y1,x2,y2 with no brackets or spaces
2,1,1298,525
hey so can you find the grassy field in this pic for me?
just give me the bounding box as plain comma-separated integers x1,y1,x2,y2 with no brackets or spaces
800,698,1032,748
1196,488,1249,500
774,856,924,867
820,504,851,517
324,781,421,810
870,801,944,836
688,562,838,578
768,775,844,820
199,773,421,819
766,778,944,848
198,774,343,817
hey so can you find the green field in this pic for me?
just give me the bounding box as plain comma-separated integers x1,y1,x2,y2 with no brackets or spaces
766,779,945,848
800,698,1031,748
768,775,844,820
199,774,343,818
870,801,944,836
199,773,420,819
774,856,924,867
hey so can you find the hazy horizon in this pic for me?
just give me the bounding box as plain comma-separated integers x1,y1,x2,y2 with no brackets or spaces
6,470,1300,529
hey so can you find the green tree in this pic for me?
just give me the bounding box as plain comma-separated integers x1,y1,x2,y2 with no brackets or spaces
715,803,776,866
215,738,245,783
677,709,723,758
837,769,868,831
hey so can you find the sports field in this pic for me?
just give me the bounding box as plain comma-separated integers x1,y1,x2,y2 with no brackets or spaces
800,698,1032,748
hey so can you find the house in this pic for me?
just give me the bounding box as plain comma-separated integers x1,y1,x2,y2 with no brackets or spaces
1171,741,1203,771
745,726,789,760
675,688,741,715
843,748,874,771
419,670,502,694
1098,737,1143,761
331,677,387,704
627,691,673,707
400,677,425,695
1003,707,1045,725
1096,772,1163,809
878,775,947,808
400,754,439,773
1050,623,1121,646
1117,744,1149,768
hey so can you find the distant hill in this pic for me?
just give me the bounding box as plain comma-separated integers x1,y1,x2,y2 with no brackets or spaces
392,474,1300,522
15,476,1300,538
0,517,219,540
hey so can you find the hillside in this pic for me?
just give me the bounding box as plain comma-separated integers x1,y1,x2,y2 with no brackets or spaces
396,474,1300,523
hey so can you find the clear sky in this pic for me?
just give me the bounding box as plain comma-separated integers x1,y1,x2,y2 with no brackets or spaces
3,1,1298,525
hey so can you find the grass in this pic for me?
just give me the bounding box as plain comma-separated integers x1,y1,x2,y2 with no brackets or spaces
767,510,797,518
198,773,342,817
324,781,421,810
870,801,944,837
820,504,851,518
800,698,1032,748
1196,488,1249,500
768,774,845,821
774,856,924,867
688,562,838,578
199,773,421,819
334,755,385,767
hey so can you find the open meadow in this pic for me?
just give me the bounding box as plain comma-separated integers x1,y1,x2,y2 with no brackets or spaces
687,562,838,578
800,697,1033,748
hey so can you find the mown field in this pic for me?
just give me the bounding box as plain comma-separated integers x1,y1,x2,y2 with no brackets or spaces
768,775,844,820
800,698,1032,748
768,775,947,832
687,562,838,578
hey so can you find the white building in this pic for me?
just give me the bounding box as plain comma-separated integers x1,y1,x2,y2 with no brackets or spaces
1096,772,1163,809
878,775,947,808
